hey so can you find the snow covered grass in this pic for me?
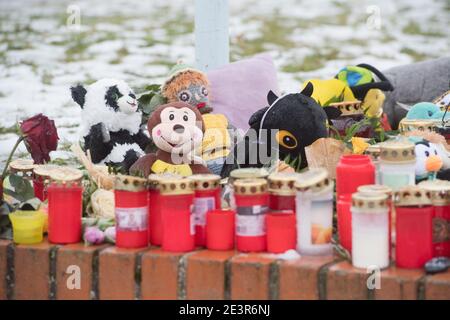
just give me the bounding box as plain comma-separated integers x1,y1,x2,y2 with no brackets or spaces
0,0,448,168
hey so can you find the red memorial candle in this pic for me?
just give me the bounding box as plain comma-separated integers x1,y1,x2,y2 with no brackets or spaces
147,174,167,246
395,186,433,268
114,175,149,249
32,164,60,201
420,180,450,257
267,172,297,213
234,178,268,253
189,174,221,247
47,168,83,244
336,155,375,199
160,178,195,252
206,209,235,250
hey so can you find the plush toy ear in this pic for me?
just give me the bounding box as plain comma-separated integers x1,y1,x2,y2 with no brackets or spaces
323,106,342,120
267,90,278,105
249,107,269,128
300,82,314,97
71,85,87,108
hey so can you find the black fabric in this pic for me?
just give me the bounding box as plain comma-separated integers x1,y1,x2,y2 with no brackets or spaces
221,91,328,177
70,85,87,108
105,85,122,111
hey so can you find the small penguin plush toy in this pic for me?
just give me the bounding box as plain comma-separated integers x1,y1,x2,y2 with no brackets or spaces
71,78,148,173
130,101,211,177
412,138,444,182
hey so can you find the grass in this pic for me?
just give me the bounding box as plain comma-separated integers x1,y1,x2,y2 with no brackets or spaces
110,46,129,64
0,125,18,135
282,47,339,73
402,21,445,37
400,47,429,62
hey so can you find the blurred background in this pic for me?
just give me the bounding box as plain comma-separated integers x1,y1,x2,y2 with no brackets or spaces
0,0,448,165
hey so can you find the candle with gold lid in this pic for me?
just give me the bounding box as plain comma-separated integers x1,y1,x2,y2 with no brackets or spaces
47,167,84,244
227,168,269,209
147,173,181,245
394,186,433,268
295,168,333,256
419,179,450,257
159,177,195,252
32,164,62,200
233,178,268,252
267,172,297,213
351,192,390,269
114,174,148,248
9,159,35,178
189,174,221,246
379,141,416,189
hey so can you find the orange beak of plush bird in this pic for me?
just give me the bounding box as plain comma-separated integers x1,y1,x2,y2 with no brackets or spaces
426,155,443,172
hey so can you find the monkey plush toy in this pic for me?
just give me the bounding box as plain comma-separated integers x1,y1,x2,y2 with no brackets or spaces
130,101,211,177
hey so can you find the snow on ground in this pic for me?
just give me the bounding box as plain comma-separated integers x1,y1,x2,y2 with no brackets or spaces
0,0,448,168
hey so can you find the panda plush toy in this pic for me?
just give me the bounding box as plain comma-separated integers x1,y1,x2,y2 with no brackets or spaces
71,78,148,172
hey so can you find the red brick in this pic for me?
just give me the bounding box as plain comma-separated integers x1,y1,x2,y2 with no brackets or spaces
98,247,147,300
425,270,450,300
0,240,11,299
279,255,335,300
230,254,276,300
374,267,423,300
56,243,109,300
186,250,235,300
141,248,184,300
326,261,369,300
14,240,56,300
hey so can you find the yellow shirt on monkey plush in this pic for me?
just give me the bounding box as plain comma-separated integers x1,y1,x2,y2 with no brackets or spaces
201,113,231,162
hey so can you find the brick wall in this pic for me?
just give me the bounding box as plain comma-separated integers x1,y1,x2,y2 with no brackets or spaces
0,239,449,300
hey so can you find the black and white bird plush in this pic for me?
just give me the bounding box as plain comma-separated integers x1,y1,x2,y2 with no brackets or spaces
71,78,148,173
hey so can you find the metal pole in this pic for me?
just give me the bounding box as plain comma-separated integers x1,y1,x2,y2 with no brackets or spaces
195,0,230,72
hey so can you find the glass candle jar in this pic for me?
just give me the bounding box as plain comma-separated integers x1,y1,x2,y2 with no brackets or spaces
234,178,269,252
147,173,180,246
228,168,269,209
295,168,334,256
266,213,296,253
9,159,35,179
336,155,375,200
206,209,235,250
32,164,60,201
337,194,352,252
9,210,45,245
351,192,390,269
47,167,83,244
357,184,393,256
395,186,433,268
268,172,297,213
160,178,195,252
419,180,450,257
114,175,149,249
364,144,381,184
189,174,221,247
379,141,416,190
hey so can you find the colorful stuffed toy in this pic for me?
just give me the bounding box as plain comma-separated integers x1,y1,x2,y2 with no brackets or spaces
408,137,443,182
406,102,449,121
221,83,328,177
161,61,234,175
130,101,210,177
71,78,148,173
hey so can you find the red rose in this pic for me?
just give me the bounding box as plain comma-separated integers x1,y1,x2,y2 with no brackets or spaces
19,114,59,164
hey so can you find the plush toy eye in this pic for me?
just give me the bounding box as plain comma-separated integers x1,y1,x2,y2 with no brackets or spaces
276,130,298,149
183,115,188,121
201,86,208,97
178,91,191,102
113,93,119,100
425,151,430,157
169,114,175,121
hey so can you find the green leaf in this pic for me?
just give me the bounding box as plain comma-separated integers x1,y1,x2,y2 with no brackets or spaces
147,94,166,113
